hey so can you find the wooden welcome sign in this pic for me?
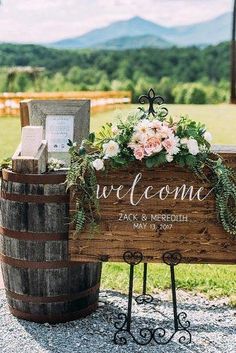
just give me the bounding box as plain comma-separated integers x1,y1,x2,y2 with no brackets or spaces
69,146,236,264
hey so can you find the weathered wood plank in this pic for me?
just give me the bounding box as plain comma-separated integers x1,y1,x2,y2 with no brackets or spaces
12,141,48,174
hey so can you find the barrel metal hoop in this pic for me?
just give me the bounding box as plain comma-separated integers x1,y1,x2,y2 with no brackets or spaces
0,191,69,203
0,227,68,241
0,254,81,269
1,169,67,184
5,283,100,303
8,302,98,323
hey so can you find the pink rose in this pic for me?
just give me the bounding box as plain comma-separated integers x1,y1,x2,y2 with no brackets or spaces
134,147,145,160
144,137,162,156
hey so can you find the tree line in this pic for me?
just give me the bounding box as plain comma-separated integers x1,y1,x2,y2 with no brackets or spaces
0,42,230,103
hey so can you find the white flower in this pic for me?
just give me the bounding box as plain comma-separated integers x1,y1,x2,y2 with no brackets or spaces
180,138,188,145
92,158,104,171
150,120,162,130
135,119,152,134
48,158,65,171
203,131,212,143
112,125,120,135
187,139,199,155
102,155,109,160
73,142,77,147
128,132,148,149
166,154,174,162
103,140,120,158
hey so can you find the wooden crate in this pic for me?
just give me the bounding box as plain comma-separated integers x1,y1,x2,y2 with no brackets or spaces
69,146,236,264
12,141,47,174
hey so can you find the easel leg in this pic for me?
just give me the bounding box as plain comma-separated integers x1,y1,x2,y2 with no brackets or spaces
135,263,154,304
157,252,192,344
114,251,153,345
143,262,148,296
127,263,134,332
170,263,179,332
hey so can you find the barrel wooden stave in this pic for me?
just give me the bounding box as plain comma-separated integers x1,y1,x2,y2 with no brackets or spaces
1,262,101,297
0,170,102,323
0,237,67,261
2,263,100,316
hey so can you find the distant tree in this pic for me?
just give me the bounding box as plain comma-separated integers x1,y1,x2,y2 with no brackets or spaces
185,86,207,104
0,42,230,103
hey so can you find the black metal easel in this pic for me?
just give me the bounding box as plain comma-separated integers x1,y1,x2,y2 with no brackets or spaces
113,251,192,346
135,263,154,304
112,90,192,346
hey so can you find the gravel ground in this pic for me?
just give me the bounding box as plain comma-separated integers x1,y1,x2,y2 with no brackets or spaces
0,289,235,353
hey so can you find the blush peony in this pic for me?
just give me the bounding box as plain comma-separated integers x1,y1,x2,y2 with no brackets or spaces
144,137,162,156
187,138,199,155
103,140,120,158
92,158,104,171
162,136,180,155
159,124,173,139
203,131,212,143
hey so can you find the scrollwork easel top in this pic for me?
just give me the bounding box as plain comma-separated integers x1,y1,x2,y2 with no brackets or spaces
138,88,168,118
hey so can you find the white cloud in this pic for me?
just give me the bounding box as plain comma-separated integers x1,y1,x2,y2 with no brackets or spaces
0,0,233,43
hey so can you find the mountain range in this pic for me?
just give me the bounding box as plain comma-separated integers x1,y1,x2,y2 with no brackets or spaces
52,12,231,50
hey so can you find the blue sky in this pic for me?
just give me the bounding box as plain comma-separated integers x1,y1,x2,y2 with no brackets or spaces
0,0,233,43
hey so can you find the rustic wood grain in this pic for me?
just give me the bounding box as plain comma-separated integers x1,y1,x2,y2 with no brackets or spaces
69,149,236,264
12,141,48,174
20,100,30,127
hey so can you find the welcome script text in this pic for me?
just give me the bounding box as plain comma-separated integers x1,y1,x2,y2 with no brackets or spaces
96,172,213,206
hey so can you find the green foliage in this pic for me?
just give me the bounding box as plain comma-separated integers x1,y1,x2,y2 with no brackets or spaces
173,82,228,104
173,84,189,104
185,86,207,104
95,122,113,145
146,152,167,168
212,161,236,235
74,207,86,233
156,77,175,103
66,153,100,234
0,42,230,103
0,157,11,171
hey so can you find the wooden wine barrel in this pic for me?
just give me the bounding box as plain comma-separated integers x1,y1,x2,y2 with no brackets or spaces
0,169,102,323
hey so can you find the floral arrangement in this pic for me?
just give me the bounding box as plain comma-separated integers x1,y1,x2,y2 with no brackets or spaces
67,98,236,236
88,113,211,171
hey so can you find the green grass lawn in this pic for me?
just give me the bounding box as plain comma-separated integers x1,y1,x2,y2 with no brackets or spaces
1,104,236,303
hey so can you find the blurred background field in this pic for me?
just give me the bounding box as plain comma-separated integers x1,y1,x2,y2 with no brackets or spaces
1,103,236,161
